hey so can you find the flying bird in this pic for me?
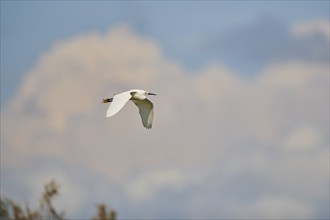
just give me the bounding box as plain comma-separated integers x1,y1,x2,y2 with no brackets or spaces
102,89,156,129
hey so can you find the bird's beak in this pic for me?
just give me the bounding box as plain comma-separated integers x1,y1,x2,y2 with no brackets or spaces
148,92,156,96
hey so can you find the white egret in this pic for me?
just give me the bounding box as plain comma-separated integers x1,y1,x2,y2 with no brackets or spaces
102,89,156,129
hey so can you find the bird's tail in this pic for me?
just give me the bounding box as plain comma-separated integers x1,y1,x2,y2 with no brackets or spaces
102,98,113,103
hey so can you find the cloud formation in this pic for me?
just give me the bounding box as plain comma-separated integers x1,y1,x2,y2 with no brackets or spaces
2,22,329,218
207,16,329,73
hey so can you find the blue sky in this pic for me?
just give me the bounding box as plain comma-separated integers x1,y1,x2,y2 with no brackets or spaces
1,1,329,219
1,1,329,107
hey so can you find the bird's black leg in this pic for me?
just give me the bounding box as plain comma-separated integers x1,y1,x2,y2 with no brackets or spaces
102,98,113,103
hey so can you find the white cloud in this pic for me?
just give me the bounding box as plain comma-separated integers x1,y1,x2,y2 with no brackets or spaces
2,23,329,218
125,168,201,202
292,19,330,41
242,195,315,218
283,126,322,151
259,61,328,90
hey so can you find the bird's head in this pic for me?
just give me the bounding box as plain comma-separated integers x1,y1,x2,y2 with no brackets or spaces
131,90,156,100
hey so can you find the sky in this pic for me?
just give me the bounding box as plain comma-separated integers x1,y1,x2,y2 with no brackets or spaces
1,1,329,219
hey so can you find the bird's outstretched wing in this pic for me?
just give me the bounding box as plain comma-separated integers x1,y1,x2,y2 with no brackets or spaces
106,91,132,117
132,99,154,129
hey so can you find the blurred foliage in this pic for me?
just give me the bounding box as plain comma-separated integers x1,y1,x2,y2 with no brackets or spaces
92,204,116,220
0,180,116,220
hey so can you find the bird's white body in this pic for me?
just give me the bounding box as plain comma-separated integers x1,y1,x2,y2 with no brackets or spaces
103,89,156,129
